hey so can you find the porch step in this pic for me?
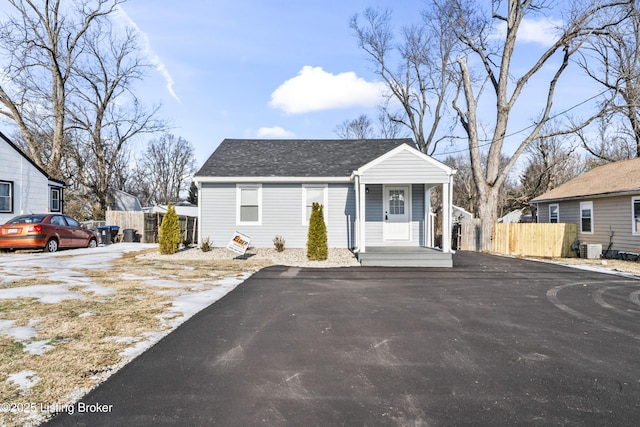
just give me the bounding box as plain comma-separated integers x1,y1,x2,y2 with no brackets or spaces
357,247,453,267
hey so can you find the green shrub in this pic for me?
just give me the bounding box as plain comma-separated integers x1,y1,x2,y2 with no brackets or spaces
200,236,212,252
307,202,328,261
158,202,181,255
273,235,285,252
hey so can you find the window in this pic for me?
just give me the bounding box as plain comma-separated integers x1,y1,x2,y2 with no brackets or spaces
237,185,261,224
51,215,66,226
580,201,593,233
0,181,12,213
549,204,559,223
50,187,61,212
633,197,640,235
388,190,405,215
302,185,328,225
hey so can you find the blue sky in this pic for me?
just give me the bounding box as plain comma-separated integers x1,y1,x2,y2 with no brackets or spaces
0,0,604,169
120,0,427,166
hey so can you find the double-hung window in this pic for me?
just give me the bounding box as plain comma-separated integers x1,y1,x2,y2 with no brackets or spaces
237,185,261,225
50,187,61,212
302,185,328,225
633,197,640,235
549,204,559,223
0,181,12,213
580,201,593,234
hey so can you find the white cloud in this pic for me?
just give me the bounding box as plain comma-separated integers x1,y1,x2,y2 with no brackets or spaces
269,66,385,114
493,17,563,47
255,126,296,138
115,6,181,103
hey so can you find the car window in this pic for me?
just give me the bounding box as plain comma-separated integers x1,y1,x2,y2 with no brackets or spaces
64,216,80,227
50,215,67,226
7,215,46,224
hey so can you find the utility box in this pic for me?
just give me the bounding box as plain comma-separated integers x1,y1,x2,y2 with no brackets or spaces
580,243,602,259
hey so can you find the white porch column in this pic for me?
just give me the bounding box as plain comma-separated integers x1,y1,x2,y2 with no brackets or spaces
359,179,367,252
442,179,452,253
424,185,431,247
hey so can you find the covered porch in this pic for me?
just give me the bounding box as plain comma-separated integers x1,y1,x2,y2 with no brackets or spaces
351,144,456,267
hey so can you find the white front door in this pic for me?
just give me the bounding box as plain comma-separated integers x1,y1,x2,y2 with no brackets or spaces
383,185,410,241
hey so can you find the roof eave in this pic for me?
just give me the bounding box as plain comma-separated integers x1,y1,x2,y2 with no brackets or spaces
193,176,353,184
531,189,640,204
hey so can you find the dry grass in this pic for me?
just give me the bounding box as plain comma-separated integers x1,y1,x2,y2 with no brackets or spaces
0,248,271,426
533,256,640,275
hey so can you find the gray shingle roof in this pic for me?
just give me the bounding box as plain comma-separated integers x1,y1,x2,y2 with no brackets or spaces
195,139,413,177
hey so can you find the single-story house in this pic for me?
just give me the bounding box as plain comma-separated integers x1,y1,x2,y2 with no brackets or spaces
193,138,456,267
531,157,640,255
0,130,65,224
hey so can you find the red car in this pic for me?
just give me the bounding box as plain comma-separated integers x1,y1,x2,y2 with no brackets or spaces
0,214,98,252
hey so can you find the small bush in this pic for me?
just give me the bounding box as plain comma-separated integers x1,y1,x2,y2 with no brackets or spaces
200,236,212,252
158,202,181,255
307,203,328,261
273,235,285,252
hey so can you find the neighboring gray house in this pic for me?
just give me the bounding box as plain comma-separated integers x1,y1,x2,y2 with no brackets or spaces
194,139,456,267
0,131,65,224
531,157,640,254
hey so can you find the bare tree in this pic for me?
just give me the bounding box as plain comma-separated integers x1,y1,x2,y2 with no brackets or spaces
443,0,630,245
334,111,409,139
578,2,640,158
134,134,197,206
517,132,584,209
0,0,121,178
350,7,456,154
67,20,167,218
334,114,375,139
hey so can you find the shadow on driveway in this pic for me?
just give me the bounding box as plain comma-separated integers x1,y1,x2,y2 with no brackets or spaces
47,252,640,426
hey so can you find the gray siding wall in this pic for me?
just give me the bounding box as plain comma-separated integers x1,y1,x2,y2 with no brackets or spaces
538,195,640,253
361,151,449,184
199,183,355,248
364,184,424,246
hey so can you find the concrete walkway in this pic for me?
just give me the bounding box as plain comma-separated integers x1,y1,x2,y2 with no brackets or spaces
46,252,640,426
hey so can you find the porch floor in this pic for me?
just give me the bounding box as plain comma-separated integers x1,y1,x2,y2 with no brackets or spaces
357,246,453,267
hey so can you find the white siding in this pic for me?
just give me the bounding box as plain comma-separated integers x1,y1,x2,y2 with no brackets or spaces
360,150,450,184
0,139,51,224
199,182,355,248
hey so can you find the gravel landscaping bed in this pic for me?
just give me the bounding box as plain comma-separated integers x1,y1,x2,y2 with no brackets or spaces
139,247,361,268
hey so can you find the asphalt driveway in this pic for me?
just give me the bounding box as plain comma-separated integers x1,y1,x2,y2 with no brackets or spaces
47,252,640,426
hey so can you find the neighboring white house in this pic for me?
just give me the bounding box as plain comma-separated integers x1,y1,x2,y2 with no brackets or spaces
194,139,456,267
531,157,640,255
0,131,65,224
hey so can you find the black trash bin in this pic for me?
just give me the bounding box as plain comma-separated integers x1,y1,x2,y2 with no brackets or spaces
97,226,120,245
123,229,137,243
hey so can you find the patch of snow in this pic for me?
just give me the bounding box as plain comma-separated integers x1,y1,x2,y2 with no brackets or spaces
7,370,40,392
119,331,166,359
79,312,95,318
24,339,54,355
0,319,37,340
0,284,85,304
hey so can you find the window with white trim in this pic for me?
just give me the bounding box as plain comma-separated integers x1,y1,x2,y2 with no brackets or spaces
0,181,12,213
50,187,61,212
237,185,261,224
580,201,593,233
302,184,328,225
549,204,559,223
633,197,640,234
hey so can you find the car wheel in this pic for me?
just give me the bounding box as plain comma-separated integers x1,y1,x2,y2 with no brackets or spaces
87,238,97,248
44,238,58,253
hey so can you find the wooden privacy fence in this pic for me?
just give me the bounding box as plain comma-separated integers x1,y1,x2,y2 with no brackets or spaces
459,220,577,257
105,211,197,244
492,223,577,258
